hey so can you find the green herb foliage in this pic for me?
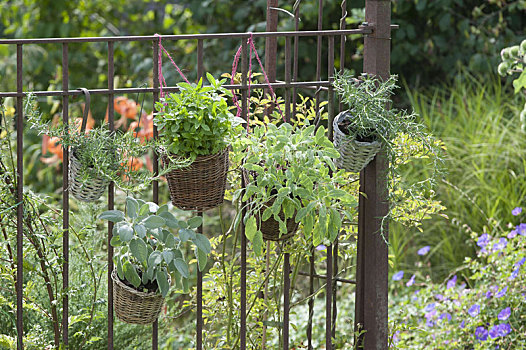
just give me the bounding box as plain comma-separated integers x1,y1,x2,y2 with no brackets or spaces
99,197,210,297
232,123,356,254
154,73,244,159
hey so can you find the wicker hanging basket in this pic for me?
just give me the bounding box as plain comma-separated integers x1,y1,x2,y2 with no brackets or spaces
68,88,108,202
69,150,108,202
333,111,382,173
241,170,298,241
111,270,166,325
257,198,299,241
163,147,229,211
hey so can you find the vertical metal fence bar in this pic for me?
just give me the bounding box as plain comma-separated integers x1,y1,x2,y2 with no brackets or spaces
152,38,160,350
240,38,248,350
196,40,205,350
355,1,391,349
325,244,333,350
314,0,323,118
107,41,115,350
15,43,24,350
327,35,338,340
283,252,290,350
61,42,70,349
284,37,291,123
265,0,278,117
196,211,204,349
339,0,347,112
307,248,314,350
292,5,299,119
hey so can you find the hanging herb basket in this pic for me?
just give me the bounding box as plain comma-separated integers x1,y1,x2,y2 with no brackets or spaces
257,198,299,241
69,150,109,202
67,88,109,202
333,111,382,173
163,147,229,211
111,270,166,325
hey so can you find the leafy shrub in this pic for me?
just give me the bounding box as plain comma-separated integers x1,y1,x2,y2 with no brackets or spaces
390,207,526,349
154,74,244,159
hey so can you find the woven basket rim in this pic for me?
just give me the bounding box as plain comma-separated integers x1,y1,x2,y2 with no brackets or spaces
111,269,163,299
333,111,382,147
164,146,230,164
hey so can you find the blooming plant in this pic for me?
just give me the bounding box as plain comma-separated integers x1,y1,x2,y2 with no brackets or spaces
99,197,211,297
390,207,526,349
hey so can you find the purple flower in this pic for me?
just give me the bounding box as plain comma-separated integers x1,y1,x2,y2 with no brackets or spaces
316,244,327,251
425,309,437,320
486,290,493,298
435,294,445,301
425,318,435,328
518,223,526,236
509,268,520,281
508,229,517,239
406,274,416,287
447,275,457,289
477,234,490,248
418,246,431,256
424,303,436,313
439,312,452,322
475,326,488,341
493,237,507,251
460,320,465,329
489,323,511,338
496,286,508,298
515,257,526,267
392,270,404,281
498,307,511,321
512,207,522,216
468,304,480,317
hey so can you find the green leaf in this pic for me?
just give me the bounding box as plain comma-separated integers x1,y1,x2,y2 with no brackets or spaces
110,235,122,247
159,211,179,228
99,210,125,223
173,258,189,278
192,234,211,254
157,204,169,214
123,262,141,288
139,203,150,216
245,216,257,241
148,251,163,267
195,247,208,272
116,258,124,280
162,250,174,264
129,239,148,265
180,228,196,242
187,216,203,229
156,270,170,297
165,233,177,248
134,224,147,239
304,213,314,237
262,208,273,221
252,230,263,256
143,215,166,229
513,70,526,94
119,224,134,242
126,197,139,219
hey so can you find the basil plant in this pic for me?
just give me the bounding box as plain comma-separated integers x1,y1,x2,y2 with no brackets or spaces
99,197,211,297
233,123,357,254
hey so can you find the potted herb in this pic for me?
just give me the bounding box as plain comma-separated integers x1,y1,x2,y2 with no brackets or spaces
28,90,153,201
99,197,211,324
331,73,400,173
154,73,244,211
233,123,356,254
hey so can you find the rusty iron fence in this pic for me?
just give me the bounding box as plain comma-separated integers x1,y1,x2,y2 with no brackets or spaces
0,0,392,349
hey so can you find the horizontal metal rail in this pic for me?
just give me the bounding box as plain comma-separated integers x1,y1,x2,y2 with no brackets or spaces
0,28,372,45
0,81,332,98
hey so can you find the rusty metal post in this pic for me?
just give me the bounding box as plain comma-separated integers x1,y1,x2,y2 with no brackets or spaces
355,1,391,349
107,41,115,350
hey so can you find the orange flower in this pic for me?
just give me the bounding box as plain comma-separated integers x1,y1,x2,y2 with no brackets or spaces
126,157,144,172
41,135,63,162
129,113,154,143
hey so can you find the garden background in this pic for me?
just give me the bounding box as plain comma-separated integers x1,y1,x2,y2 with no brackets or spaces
0,0,525,349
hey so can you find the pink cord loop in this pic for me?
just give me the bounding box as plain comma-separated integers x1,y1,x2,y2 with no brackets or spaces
155,33,191,100
230,32,285,130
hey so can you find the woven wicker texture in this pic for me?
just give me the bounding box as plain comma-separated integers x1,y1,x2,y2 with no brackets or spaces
164,147,229,211
333,111,382,173
242,170,298,241
111,270,165,325
69,151,108,202
258,198,298,241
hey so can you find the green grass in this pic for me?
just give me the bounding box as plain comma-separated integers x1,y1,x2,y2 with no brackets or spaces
390,72,526,279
